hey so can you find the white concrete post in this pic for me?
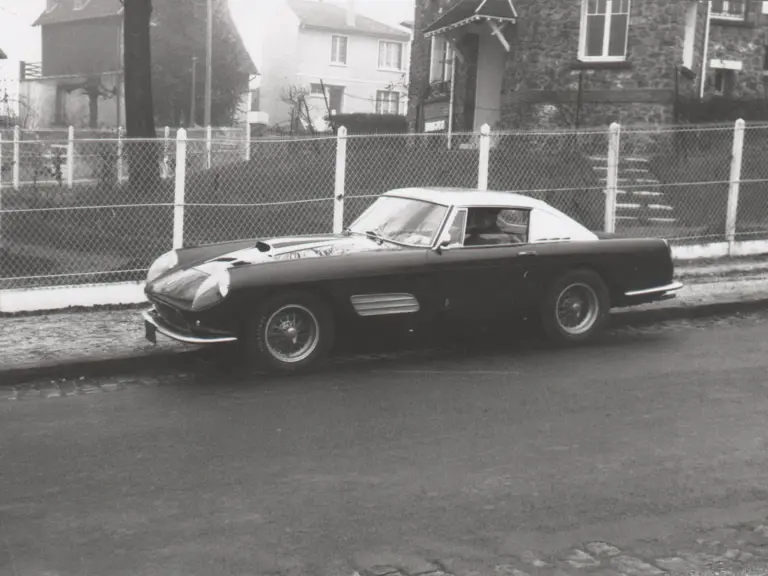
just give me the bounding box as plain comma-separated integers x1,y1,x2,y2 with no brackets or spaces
173,128,188,249
0,133,3,248
478,123,491,190
206,125,213,170
117,126,125,183
163,126,171,179
726,118,745,252
333,126,348,234
67,126,75,188
244,121,251,162
605,122,621,234
0,132,4,190
13,126,20,190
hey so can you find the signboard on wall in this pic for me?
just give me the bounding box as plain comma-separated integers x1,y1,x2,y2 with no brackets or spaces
422,100,450,133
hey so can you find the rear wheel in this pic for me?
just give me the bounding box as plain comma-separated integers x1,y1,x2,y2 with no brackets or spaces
541,268,610,345
245,291,335,373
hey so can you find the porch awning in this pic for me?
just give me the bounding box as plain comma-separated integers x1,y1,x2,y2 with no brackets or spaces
423,0,517,38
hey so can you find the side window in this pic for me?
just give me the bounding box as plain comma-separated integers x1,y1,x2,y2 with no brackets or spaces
444,209,467,247
464,207,529,247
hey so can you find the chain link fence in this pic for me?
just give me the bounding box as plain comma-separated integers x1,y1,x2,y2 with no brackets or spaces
2,122,768,291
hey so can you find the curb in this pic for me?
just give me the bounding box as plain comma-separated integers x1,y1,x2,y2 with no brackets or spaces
3,297,768,387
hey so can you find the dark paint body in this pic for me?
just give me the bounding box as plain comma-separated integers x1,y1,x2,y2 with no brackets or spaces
144,231,676,342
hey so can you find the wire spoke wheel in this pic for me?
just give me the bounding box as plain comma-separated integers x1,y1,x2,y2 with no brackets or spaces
555,282,600,336
264,304,320,364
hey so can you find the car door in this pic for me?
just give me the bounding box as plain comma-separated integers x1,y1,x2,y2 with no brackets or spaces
425,206,538,320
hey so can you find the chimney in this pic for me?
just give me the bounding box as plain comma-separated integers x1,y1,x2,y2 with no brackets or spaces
346,0,355,27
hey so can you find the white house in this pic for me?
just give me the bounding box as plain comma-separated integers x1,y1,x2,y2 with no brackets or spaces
254,0,412,131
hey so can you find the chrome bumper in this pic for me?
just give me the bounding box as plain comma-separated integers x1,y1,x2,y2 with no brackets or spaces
624,281,684,298
142,309,238,345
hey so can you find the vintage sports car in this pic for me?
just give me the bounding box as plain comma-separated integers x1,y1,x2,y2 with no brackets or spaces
142,187,683,372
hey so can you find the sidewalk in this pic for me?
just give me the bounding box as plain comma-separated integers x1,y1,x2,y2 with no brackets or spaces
1,257,767,385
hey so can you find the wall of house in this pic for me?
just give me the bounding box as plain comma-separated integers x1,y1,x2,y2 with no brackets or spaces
41,18,122,77
296,28,409,125
20,73,124,130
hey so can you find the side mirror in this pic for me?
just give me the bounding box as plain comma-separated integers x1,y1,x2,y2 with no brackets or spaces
433,231,453,253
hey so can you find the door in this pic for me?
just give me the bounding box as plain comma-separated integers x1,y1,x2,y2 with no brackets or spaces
426,206,538,320
327,86,345,115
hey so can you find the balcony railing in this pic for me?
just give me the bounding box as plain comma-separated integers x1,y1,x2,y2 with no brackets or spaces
711,0,746,20
19,61,43,81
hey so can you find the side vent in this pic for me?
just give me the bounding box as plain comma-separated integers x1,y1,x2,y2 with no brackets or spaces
350,293,420,317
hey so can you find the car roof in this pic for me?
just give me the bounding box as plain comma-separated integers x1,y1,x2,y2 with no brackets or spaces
382,187,552,209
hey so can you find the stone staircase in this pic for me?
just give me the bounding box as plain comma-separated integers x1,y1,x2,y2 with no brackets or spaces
588,154,678,232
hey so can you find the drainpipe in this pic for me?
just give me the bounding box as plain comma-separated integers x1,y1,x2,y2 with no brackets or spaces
447,48,456,149
699,0,712,100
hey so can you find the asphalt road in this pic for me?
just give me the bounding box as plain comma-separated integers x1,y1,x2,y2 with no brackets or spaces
3,313,768,576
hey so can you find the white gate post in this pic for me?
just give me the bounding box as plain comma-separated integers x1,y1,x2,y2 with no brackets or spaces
244,121,251,162
726,118,745,253
163,126,171,179
13,126,20,190
206,125,212,170
478,123,491,190
173,128,188,249
0,132,4,190
333,126,348,234
117,126,125,183
67,126,75,188
605,122,621,234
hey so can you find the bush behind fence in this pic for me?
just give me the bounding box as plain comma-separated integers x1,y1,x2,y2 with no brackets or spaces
1,121,767,290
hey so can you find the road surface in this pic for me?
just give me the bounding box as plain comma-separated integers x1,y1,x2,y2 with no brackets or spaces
3,312,768,576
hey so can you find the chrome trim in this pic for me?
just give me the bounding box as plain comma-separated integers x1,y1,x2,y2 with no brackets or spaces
350,293,421,317
142,310,238,344
624,281,684,297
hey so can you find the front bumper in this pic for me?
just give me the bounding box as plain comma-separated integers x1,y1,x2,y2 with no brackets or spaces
142,309,238,345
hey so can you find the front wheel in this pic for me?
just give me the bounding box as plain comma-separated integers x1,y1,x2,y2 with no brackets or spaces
245,291,335,373
540,268,610,345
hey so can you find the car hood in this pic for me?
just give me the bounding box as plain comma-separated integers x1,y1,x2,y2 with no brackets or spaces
147,234,405,300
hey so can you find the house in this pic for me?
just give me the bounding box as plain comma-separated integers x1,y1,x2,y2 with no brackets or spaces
406,0,768,133
256,0,412,132
22,0,125,129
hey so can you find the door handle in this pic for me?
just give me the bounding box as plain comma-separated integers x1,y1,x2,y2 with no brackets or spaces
518,251,537,257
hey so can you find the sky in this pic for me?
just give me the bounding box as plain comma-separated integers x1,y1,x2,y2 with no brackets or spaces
0,0,45,96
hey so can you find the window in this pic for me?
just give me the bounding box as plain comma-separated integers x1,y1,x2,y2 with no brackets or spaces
711,0,746,19
682,2,698,70
713,69,736,97
331,35,348,65
463,208,529,247
429,36,454,84
310,83,325,95
763,46,768,71
375,90,400,115
379,41,404,70
250,88,260,112
579,0,630,61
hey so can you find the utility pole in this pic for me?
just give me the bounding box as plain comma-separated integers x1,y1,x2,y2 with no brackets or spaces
191,56,198,127
204,0,213,127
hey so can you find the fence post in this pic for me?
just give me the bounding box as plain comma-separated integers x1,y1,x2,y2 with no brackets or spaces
0,132,4,190
333,126,347,234
67,126,75,188
13,126,20,190
206,125,212,170
173,128,188,249
726,118,745,253
117,126,125,183
478,123,490,190
163,126,171,179
244,121,251,162
605,122,621,234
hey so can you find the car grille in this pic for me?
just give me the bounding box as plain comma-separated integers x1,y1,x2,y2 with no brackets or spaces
154,301,189,332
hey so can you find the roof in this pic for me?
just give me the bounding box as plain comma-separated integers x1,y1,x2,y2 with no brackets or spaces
33,0,123,26
287,0,410,39
0,48,7,60
383,187,552,210
423,0,517,37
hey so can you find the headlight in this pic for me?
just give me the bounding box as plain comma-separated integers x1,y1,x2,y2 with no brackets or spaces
191,271,230,311
147,250,178,283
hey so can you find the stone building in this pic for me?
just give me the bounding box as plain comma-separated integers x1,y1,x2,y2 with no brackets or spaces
406,0,768,132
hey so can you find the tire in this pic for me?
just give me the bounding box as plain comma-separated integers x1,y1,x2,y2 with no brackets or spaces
540,268,610,345
245,291,335,373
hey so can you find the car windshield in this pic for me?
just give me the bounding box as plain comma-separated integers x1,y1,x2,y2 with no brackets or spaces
347,196,449,247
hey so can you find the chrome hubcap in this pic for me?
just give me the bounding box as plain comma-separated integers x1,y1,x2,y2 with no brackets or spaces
265,305,320,363
555,283,599,336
